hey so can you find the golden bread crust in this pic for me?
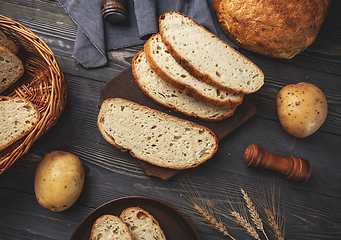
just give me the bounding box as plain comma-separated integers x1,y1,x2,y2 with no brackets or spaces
212,0,332,58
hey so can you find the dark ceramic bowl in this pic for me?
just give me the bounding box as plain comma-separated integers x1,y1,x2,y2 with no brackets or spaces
70,196,201,240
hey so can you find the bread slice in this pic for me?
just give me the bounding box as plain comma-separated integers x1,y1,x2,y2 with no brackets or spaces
144,33,243,108
89,215,133,240
0,96,40,151
97,98,218,169
0,46,24,94
0,29,18,54
120,207,166,240
132,50,236,121
159,11,264,94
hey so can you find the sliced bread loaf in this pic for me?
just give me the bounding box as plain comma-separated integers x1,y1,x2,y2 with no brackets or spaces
132,50,236,121
159,11,264,94
144,33,243,108
97,98,218,169
120,207,166,240
0,96,40,151
0,45,24,94
0,29,18,54
89,215,133,240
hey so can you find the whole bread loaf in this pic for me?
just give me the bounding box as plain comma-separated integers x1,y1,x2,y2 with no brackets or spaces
0,96,40,151
89,215,133,240
97,98,218,169
212,0,332,58
0,45,24,94
0,29,18,54
132,50,236,121
120,207,166,240
159,11,264,94
144,33,243,108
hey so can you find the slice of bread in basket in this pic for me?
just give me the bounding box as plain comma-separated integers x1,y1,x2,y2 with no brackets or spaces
132,50,236,121
97,98,218,169
89,215,133,240
0,29,18,54
0,45,24,94
120,207,166,240
0,96,40,151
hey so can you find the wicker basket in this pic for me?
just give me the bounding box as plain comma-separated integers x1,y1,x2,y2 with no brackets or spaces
0,15,67,174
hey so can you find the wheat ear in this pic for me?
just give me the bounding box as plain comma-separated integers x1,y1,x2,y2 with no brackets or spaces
179,177,236,239
264,208,284,240
258,178,285,240
241,189,269,240
231,210,261,240
194,204,236,240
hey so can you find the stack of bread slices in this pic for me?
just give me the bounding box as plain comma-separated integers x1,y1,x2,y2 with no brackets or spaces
98,11,264,170
132,11,264,122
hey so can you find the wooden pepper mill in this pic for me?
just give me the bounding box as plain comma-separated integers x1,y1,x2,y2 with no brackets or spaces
102,0,127,24
244,144,311,183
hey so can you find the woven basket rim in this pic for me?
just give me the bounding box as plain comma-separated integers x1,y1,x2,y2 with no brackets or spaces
0,14,67,174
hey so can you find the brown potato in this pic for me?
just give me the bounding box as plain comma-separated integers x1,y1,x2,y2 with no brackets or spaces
277,82,328,138
34,150,85,212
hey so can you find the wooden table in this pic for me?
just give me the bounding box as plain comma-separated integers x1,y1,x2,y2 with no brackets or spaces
1,1,340,239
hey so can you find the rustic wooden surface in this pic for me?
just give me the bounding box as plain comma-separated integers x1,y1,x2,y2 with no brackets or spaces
0,0,341,239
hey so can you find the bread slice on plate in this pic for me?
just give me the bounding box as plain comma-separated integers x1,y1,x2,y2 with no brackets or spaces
159,11,264,94
120,207,167,240
132,50,236,121
144,33,243,108
0,96,40,151
0,29,18,54
0,45,24,94
97,98,218,169
89,215,133,240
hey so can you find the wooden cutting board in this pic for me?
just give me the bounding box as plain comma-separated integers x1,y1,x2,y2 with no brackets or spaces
99,66,257,180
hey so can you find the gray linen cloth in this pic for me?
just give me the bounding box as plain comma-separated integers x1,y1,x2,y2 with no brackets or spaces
57,0,237,68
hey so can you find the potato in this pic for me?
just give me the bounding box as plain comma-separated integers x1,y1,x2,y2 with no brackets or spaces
277,82,327,138
34,150,85,212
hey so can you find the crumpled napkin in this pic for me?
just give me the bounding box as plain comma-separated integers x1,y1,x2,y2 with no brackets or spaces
57,0,237,68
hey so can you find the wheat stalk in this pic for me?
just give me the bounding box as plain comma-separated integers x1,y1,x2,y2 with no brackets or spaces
241,189,269,240
258,179,285,240
177,176,285,239
231,210,261,240
264,208,284,240
194,204,235,239
179,176,236,239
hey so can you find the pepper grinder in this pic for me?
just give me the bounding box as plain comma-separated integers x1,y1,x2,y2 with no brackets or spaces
102,0,127,24
244,144,311,183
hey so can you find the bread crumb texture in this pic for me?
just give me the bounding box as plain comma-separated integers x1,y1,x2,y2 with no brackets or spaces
159,11,264,94
133,50,236,121
0,97,39,151
0,29,18,54
144,33,243,106
120,207,166,240
97,98,218,169
0,46,24,93
90,215,133,240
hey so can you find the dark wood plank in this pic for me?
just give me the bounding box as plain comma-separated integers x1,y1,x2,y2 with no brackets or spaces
0,0,341,240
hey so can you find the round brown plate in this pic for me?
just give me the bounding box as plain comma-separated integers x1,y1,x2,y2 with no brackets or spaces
70,196,201,240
